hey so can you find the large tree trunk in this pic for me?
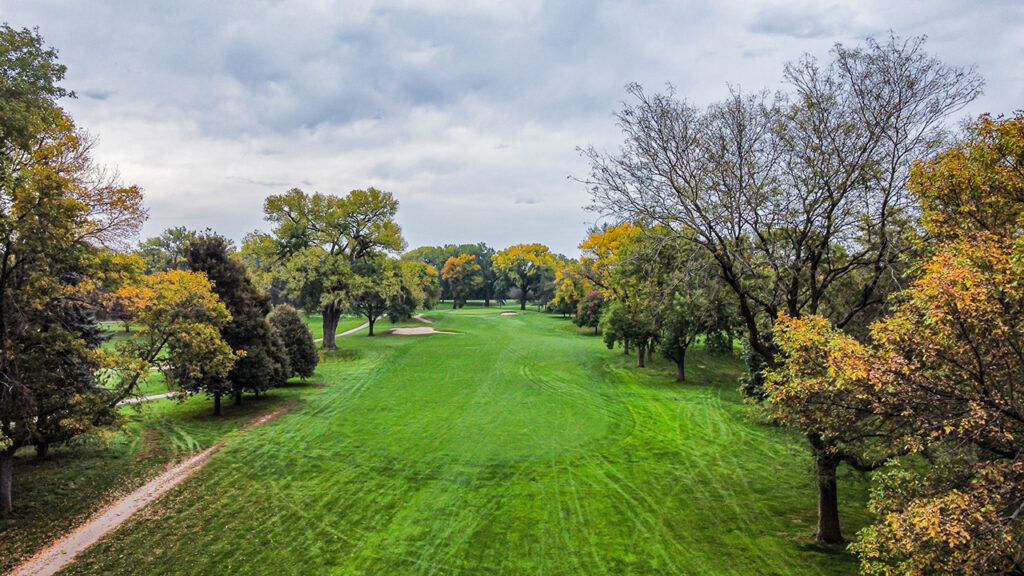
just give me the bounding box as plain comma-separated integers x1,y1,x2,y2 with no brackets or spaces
2,447,14,513
321,304,341,350
368,317,376,337
637,343,646,368
36,441,49,459
214,392,222,416
624,338,630,356
811,436,844,543
234,388,242,407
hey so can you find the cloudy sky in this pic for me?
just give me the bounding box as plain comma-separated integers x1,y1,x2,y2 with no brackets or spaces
1,1,1021,256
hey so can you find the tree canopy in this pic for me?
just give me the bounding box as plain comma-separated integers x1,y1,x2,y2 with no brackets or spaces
187,234,288,413
492,243,558,311
249,187,407,348
585,33,983,544
0,25,146,513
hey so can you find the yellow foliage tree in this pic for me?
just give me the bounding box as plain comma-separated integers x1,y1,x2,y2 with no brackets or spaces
770,114,1024,571
492,243,558,311
440,253,483,309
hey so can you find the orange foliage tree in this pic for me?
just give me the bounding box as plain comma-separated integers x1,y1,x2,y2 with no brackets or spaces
440,253,483,309
769,114,1024,572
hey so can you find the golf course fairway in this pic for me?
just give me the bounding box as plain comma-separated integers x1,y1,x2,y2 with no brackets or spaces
60,308,869,575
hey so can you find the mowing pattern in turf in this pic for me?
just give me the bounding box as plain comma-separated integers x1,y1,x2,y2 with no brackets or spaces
62,310,868,575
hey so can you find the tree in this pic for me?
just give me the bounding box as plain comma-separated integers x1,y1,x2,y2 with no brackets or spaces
187,234,288,411
766,314,895,545
404,242,497,305
254,187,406,349
584,34,982,543
347,255,425,336
770,114,1024,572
268,303,318,380
574,291,604,332
0,26,147,512
409,261,440,311
492,243,558,311
598,301,656,367
551,261,588,318
767,114,1024,564
136,226,199,273
387,260,431,322
642,238,733,382
441,253,483,309
578,223,642,300
0,25,70,152
602,229,728,373
114,270,238,413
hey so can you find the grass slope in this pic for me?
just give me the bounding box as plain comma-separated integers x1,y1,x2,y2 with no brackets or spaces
37,308,870,575
0,389,301,573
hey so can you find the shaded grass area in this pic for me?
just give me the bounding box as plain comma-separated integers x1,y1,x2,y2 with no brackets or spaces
133,371,171,397
302,312,368,340
0,380,319,574
61,309,869,575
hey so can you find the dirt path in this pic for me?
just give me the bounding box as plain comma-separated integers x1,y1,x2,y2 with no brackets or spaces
9,406,293,576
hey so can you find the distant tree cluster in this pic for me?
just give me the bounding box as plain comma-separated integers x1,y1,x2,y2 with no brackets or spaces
241,187,438,342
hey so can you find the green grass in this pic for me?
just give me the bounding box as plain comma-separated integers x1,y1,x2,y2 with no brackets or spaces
46,308,870,575
134,371,171,396
302,311,372,339
0,386,307,573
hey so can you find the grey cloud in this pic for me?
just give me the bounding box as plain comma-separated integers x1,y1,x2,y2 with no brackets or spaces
750,4,851,39
226,176,290,189
1,0,1021,258
82,89,114,100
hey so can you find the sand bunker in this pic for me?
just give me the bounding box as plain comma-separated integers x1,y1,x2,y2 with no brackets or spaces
389,327,458,336
501,312,518,316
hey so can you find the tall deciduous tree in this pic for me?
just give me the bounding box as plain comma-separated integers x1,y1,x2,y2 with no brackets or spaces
404,243,496,305
492,243,557,311
772,114,1024,572
551,260,589,318
252,187,406,349
0,26,147,513
441,253,483,309
584,34,982,543
136,226,200,273
114,270,238,407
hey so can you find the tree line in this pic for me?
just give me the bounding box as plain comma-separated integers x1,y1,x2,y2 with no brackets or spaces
583,31,1024,574
0,26,320,513
4,21,1023,574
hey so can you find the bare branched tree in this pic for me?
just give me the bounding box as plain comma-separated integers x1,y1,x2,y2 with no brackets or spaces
583,34,983,543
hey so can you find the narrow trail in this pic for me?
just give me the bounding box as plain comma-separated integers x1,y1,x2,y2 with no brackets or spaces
117,392,175,406
314,322,370,343
8,406,294,576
